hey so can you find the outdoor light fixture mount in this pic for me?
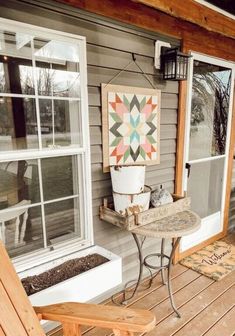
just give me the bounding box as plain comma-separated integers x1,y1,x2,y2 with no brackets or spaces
160,46,191,81
155,40,191,81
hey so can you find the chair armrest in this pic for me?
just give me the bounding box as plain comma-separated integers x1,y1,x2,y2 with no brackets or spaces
34,302,155,333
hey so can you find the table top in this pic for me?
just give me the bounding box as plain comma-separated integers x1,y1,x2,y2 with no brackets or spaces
131,210,201,238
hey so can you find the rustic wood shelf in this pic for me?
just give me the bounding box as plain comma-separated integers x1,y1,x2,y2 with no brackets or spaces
100,195,191,231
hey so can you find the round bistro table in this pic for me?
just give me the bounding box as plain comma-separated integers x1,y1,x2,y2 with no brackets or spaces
127,210,201,318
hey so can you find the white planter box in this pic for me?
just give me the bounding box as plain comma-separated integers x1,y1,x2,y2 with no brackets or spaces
19,245,122,306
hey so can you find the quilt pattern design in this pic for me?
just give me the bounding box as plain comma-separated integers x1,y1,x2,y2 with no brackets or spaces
108,92,159,165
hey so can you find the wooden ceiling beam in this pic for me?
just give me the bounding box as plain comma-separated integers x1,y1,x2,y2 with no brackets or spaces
132,0,235,39
55,0,235,62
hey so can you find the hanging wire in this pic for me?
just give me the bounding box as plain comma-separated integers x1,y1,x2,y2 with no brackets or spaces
103,59,134,88
134,60,156,89
103,53,156,89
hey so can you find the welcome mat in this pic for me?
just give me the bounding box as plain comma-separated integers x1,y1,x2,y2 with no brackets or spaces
180,240,235,281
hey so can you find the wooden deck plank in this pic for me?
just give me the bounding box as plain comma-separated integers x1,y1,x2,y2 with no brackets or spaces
82,275,216,336
151,275,213,325
131,269,200,309
173,285,235,336
147,270,235,336
107,264,187,307
82,266,187,336
0,326,6,336
204,306,235,336
54,235,235,336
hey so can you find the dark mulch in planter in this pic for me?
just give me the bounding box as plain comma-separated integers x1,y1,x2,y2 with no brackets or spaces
21,253,109,296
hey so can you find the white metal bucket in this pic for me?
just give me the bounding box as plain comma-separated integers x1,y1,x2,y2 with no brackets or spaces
110,165,146,194
113,186,151,215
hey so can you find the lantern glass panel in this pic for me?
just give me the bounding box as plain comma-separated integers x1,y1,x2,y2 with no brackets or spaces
162,48,190,80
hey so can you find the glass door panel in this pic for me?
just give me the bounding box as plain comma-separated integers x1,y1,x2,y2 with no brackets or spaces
189,61,231,161
182,56,234,253
187,157,224,218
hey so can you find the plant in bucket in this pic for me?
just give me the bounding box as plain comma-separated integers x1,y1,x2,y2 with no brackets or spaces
110,165,151,216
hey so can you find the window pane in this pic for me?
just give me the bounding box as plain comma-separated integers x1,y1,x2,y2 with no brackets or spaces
0,31,34,95
0,97,38,151
41,156,79,201
187,158,224,218
39,99,81,147
0,159,40,210
1,205,44,258
45,197,80,245
189,61,231,160
34,38,80,98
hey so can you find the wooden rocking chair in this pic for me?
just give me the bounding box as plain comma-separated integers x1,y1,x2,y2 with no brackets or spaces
0,241,156,336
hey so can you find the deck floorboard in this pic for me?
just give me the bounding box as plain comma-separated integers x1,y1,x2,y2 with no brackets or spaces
51,236,235,336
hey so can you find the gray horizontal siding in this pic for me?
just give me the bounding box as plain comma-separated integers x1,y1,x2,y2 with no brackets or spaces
0,0,179,290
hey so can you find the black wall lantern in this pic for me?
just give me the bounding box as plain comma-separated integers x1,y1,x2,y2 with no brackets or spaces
161,47,191,81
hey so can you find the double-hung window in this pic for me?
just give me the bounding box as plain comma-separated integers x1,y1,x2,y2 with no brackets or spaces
0,19,93,271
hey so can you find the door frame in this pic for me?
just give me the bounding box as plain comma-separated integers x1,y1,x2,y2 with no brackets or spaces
174,51,235,262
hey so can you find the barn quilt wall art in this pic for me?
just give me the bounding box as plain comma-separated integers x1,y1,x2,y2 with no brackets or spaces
102,84,161,172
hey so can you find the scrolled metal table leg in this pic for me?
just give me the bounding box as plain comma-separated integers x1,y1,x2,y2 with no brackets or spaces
122,232,144,304
161,238,166,285
167,237,181,318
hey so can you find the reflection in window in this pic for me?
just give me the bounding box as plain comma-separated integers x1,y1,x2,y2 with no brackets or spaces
0,97,38,151
39,99,81,147
41,156,79,201
35,67,80,98
0,156,80,257
2,205,44,259
0,63,6,92
0,24,88,262
34,38,80,98
45,198,80,246
190,61,231,160
0,160,40,210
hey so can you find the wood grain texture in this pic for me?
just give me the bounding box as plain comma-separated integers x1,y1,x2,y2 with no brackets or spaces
204,306,235,336
0,327,6,336
149,270,235,336
56,0,235,62
51,245,235,336
174,285,235,336
223,85,235,235
0,240,156,336
62,323,81,336
151,275,213,326
0,242,45,336
34,303,156,333
173,43,189,263
113,329,134,336
131,268,200,309
133,0,235,39
174,68,188,196
0,282,28,336
0,326,6,336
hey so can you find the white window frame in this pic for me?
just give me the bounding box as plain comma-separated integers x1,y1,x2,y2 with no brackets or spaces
0,18,93,272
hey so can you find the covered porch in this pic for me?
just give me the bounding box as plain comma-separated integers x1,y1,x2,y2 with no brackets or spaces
0,0,234,335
